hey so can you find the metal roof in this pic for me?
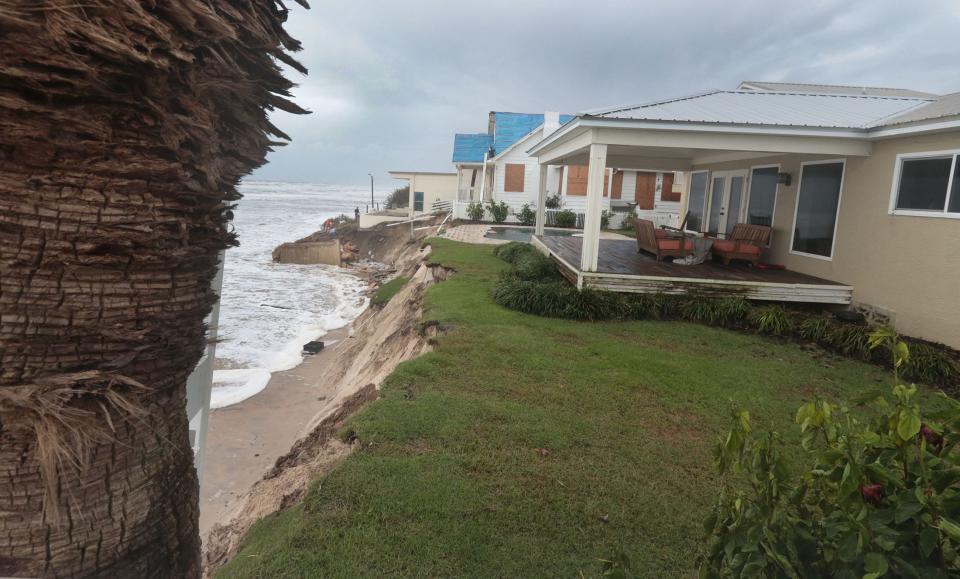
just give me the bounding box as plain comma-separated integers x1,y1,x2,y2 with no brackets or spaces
872,92,960,127
590,90,935,130
452,133,493,163
739,80,936,99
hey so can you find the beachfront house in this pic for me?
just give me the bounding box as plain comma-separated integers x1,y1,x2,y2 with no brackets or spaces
359,171,459,229
526,81,960,349
453,111,684,227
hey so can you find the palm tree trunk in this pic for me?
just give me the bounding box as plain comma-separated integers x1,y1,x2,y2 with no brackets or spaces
0,1,306,576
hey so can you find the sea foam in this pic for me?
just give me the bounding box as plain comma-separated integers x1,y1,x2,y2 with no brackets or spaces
209,181,382,409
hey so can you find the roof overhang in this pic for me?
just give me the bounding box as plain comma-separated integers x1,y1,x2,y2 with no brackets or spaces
529,115,960,166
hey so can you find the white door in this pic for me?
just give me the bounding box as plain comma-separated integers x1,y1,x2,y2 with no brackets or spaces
706,170,747,235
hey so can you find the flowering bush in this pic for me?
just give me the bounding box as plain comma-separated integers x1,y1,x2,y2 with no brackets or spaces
702,328,960,578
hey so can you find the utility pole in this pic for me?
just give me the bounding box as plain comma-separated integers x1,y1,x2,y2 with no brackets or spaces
368,173,374,210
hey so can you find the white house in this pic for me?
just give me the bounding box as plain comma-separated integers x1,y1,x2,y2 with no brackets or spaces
453,111,683,226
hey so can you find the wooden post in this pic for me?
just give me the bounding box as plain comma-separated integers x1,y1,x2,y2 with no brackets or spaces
581,143,607,273
535,163,548,236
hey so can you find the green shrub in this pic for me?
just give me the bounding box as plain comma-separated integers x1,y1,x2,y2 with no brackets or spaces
903,342,960,386
714,297,751,326
680,296,722,324
517,203,537,226
703,331,960,578
620,213,637,233
828,322,872,359
466,201,484,221
512,252,560,281
601,210,611,230
749,305,793,335
545,193,562,209
623,294,660,320
384,185,409,209
493,241,535,264
492,277,627,321
553,209,577,228
487,200,509,223
798,315,832,343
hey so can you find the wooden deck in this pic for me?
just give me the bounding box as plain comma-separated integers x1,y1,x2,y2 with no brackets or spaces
533,235,852,304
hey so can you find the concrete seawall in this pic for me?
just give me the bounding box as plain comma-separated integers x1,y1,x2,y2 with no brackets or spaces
272,240,341,266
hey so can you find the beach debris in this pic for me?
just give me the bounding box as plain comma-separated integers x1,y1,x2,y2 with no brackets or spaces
302,341,325,355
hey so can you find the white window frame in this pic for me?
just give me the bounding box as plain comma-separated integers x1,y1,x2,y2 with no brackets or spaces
888,149,960,219
684,170,710,234
789,158,847,262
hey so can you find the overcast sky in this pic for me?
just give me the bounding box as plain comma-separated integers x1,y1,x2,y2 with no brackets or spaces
250,0,960,187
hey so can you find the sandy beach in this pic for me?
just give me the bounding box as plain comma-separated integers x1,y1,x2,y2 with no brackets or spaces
199,324,353,535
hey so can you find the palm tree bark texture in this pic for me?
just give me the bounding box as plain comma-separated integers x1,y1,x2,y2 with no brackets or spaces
0,1,307,576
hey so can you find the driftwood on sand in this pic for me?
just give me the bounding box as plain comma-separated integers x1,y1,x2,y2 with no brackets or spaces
0,1,307,577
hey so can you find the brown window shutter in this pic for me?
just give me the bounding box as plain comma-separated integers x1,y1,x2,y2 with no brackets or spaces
504,164,525,192
566,165,588,196
611,170,624,199
661,172,680,202
635,171,657,209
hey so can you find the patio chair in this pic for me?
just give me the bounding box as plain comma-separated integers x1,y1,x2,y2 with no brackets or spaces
634,218,695,261
655,211,689,239
710,223,772,266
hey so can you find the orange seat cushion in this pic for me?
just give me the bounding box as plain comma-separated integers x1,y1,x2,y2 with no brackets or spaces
712,240,761,255
654,229,672,239
657,238,694,251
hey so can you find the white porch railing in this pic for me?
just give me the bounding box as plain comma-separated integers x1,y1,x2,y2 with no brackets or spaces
431,199,453,213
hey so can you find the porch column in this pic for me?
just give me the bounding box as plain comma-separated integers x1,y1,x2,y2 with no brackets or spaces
581,143,607,272
535,163,548,236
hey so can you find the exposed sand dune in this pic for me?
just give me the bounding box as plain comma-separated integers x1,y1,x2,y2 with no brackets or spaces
203,247,453,575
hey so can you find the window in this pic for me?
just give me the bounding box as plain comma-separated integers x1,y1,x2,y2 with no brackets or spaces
686,171,709,232
891,152,960,217
791,161,845,259
504,163,526,192
414,191,424,212
661,172,681,202
746,166,779,227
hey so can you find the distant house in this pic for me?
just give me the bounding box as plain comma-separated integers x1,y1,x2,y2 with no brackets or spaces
526,81,960,349
388,171,458,216
452,111,683,225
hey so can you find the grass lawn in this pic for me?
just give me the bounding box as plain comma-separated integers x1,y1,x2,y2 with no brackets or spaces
218,239,945,578
371,275,410,307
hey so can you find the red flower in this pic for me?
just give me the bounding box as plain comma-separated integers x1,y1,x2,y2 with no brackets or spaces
920,424,943,450
860,483,884,506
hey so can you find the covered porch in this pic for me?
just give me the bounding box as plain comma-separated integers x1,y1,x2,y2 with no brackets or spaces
533,235,852,303
526,116,868,305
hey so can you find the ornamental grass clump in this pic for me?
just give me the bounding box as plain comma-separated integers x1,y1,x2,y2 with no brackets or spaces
492,241,535,264
703,328,960,578
798,315,833,343
903,343,960,387
749,304,793,335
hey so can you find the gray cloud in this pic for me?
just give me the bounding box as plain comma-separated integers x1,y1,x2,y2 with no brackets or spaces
251,0,960,186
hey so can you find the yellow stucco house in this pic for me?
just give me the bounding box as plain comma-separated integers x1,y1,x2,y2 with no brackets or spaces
527,81,960,349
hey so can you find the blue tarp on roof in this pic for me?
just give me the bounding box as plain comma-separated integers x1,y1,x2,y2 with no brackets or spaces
452,133,493,163
453,113,575,162
492,113,576,154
